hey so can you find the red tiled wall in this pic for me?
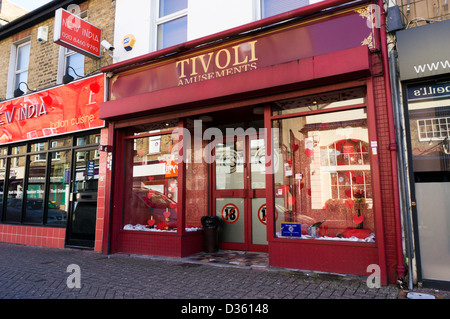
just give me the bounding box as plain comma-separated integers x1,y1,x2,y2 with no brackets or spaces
371,54,400,282
0,225,65,248
94,127,109,252
0,128,109,251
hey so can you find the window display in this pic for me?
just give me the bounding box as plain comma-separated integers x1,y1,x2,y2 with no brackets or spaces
272,88,375,242
0,133,98,226
121,125,203,233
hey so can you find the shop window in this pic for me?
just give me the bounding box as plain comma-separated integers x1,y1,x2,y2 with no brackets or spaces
0,148,6,214
272,88,375,242
0,133,99,226
407,81,450,172
156,0,187,50
33,142,47,161
272,87,366,116
47,150,71,225
261,0,310,18
4,156,25,223
24,155,47,224
122,129,180,232
76,133,100,146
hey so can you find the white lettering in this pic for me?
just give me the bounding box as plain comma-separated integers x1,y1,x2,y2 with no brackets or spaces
181,303,215,317
414,60,450,74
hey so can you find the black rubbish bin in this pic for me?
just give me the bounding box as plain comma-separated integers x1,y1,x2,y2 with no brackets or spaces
201,216,220,253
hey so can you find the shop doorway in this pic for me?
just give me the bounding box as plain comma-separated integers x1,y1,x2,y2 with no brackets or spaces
405,80,450,289
65,148,99,249
212,131,268,252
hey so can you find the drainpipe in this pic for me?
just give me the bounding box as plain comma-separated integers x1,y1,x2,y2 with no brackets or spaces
389,49,414,290
378,0,406,282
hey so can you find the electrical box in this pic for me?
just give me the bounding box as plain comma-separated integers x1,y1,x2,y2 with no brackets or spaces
387,6,404,32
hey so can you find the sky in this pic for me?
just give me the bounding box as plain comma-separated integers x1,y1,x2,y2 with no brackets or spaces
9,0,53,11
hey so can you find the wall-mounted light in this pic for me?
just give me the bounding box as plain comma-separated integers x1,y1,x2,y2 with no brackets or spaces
14,82,33,98
63,66,83,84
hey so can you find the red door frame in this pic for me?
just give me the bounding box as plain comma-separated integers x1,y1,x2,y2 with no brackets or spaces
211,131,268,252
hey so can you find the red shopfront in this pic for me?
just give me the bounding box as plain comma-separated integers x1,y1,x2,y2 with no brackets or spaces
100,1,404,285
0,74,108,251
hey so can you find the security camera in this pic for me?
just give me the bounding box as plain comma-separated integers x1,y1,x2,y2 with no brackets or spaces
101,40,114,51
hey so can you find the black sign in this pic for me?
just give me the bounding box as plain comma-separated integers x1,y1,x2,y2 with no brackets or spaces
397,20,450,80
407,82,450,101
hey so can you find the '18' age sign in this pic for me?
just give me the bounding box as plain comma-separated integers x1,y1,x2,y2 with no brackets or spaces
54,8,102,59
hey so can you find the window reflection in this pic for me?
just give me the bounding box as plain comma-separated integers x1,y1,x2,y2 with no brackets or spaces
24,155,47,224
123,132,180,232
407,82,450,172
47,151,71,225
4,156,25,223
273,94,375,242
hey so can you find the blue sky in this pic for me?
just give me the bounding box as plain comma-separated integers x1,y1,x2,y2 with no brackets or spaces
9,0,53,11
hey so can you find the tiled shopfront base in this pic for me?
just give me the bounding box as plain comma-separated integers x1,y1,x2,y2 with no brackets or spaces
0,225,65,249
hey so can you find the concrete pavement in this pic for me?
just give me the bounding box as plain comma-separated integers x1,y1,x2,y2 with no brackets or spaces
0,242,403,300
1,241,448,311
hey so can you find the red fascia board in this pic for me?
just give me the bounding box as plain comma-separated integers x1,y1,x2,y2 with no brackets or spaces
99,46,370,120
101,0,366,74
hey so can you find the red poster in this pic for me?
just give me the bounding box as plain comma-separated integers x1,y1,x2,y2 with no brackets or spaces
0,74,105,145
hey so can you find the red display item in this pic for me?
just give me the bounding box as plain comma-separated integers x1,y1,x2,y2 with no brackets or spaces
343,227,371,239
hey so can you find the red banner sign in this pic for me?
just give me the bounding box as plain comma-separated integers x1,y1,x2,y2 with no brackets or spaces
54,8,102,58
109,6,377,101
0,74,105,145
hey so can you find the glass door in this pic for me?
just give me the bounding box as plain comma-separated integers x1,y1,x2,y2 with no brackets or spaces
66,148,99,248
213,134,267,251
406,80,450,288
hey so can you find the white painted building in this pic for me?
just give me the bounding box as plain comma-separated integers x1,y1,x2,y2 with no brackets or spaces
112,0,322,62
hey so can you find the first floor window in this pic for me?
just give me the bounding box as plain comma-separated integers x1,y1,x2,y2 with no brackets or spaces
64,49,85,79
14,41,31,92
156,0,187,50
262,0,310,18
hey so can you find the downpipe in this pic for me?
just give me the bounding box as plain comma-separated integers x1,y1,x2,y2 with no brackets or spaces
378,0,406,283
389,49,415,290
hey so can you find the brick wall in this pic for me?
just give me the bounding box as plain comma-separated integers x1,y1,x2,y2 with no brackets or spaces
398,0,450,27
0,0,115,100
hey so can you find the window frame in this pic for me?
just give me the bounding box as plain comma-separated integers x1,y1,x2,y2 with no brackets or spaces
154,0,188,51
6,37,31,99
269,84,378,244
121,126,180,233
14,41,31,88
0,131,101,226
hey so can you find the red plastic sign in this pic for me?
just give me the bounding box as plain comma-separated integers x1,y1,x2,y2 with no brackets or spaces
54,8,102,58
0,74,105,145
